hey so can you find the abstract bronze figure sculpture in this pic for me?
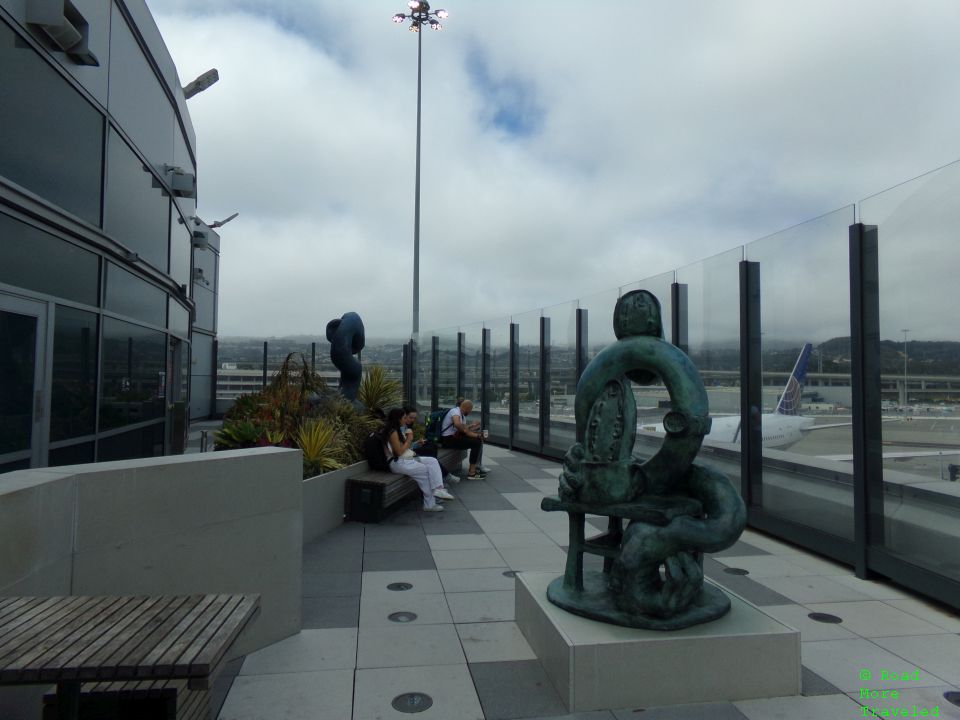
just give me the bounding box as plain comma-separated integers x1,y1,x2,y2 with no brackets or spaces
326,312,365,401
541,290,746,630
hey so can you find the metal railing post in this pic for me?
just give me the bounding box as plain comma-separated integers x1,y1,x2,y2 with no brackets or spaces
739,260,762,505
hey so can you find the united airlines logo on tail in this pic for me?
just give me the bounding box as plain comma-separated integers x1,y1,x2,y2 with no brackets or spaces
775,343,813,416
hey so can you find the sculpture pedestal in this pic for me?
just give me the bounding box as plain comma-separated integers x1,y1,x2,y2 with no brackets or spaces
516,571,801,712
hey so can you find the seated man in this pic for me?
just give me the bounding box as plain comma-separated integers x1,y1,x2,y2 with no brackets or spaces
439,399,488,479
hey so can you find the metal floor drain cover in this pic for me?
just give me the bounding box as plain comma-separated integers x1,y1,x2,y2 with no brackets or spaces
944,691,960,707
502,570,518,578
392,692,433,713
808,612,843,624
388,611,418,623
723,567,749,575
387,582,413,591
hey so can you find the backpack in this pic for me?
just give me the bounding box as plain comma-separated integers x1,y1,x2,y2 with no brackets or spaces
363,429,392,472
423,408,452,443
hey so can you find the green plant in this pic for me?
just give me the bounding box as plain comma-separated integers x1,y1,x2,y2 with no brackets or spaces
214,419,262,449
296,419,344,476
357,364,402,417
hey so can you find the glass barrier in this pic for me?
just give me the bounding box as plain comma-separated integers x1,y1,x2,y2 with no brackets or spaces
862,160,960,582
543,300,578,456
415,333,432,409
619,270,675,344
513,308,542,450
578,287,619,363
436,328,458,408
745,205,856,539
461,322,484,416
486,318,511,442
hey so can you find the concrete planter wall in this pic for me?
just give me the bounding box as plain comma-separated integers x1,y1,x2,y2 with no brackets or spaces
302,461,363,544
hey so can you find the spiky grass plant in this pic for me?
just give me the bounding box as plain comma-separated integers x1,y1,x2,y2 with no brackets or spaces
357,365,402,417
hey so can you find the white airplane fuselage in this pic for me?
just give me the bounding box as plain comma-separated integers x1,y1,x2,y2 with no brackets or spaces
704,413,817,449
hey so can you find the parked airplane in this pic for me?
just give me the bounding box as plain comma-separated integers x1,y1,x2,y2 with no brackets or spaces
640,343,817,449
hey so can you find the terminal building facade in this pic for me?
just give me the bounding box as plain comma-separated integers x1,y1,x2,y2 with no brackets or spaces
0,0,219,472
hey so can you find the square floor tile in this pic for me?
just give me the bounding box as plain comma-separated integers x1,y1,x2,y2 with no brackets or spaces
845,685,960,719
485,476,543,493
753,575,873,604
497,545,568,572
503,492,549,512
470,510,543,534
761,604,857,642
364,532,429,553
734,693,862,720
457,493,517,510
440,567,517,593
353,664,484,720
457,621,536,663
884,597,960,633
359,592,453,628
240,628,357,675
872,633,960,685
487,532,559,550
804,601,946,638
363,550,436,572
422,519,486,535
302,546,362,573
303,571,361,598
302,595,360,629
432,548,506,570
739,529,803,554
426,533,493,550
801,638,950,692
357,623,465,669
714,555,816,578
709,540,771,558
777,552,850,576
826,574,911,601
613,701,749,719
220,668,354,720
704,568,796,607
802,666,843,696
446,591,515,624
362,569,444,596
470,660,567,720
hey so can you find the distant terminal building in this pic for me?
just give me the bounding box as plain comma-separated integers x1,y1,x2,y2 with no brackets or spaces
0,0,219,470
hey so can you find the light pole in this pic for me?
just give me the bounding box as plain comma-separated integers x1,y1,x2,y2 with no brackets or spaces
901,328,909,409
392,1,448,338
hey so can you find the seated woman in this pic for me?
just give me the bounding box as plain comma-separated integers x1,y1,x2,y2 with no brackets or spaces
384,408,454,513
402,405,460,484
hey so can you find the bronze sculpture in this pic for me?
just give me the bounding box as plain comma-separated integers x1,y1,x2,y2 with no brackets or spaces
326,312,365,401
542,290,746,630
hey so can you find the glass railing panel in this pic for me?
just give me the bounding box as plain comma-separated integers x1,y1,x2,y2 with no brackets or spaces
544,300,578,456
513,308,542,449
861,159,960,582
436,328,458,408
461,322,484,416
578,287,619,363
486,318,511,442
416,332,433,409
673,248,743,463
620,270,674,344
745,205,856,540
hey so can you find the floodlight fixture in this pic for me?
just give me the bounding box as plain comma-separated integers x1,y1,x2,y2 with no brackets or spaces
183,68,220,99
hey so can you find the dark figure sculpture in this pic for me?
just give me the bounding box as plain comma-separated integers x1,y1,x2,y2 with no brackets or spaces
542,290,746,630
326,312,365,401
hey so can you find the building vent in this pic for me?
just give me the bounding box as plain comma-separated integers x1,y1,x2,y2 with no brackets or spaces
26,0,99,66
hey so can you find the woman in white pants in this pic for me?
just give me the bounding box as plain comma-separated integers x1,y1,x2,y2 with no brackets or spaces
384,408,454,512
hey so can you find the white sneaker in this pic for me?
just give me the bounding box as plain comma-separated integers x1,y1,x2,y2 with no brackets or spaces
445,473,461,484
434,489,455,501
423,504,445,512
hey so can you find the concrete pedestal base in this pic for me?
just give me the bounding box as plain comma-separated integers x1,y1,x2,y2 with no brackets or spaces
516,571,801,712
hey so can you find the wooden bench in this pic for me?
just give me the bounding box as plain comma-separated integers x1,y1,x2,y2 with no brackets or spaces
345,448,465,523
43,677,207,719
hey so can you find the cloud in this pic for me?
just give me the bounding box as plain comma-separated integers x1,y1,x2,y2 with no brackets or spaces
146,0,960,343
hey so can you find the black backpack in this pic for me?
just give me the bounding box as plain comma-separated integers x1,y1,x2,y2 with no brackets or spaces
363,429,392,472
424,408,452,443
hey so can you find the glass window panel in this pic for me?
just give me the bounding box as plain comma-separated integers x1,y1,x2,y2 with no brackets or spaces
168,298,189,337
486,318,510,441
513,309,541,448
96,421,164,462
0,19,103,225
436,328,458,407
191,332,214,421
0,310,37,455
193,285,215,333
99,317,166,430
0,213,100,306
169,205,191,289
745,206,855,540
543,300,578,455
194,245,217,287
461,322,484,416
48,441,95,467
103,131,169,270
50,305,98,442
676,248,743,452
861,160,960,582
104,262,166,327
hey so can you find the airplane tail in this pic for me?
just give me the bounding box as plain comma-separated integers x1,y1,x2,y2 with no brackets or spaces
774,343,813,416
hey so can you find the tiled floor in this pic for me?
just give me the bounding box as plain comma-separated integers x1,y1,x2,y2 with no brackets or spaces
218,445,960,720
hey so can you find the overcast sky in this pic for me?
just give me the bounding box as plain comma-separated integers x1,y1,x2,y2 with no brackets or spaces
145,0,960,342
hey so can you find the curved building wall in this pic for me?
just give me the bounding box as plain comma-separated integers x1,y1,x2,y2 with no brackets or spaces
0,0,217,470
